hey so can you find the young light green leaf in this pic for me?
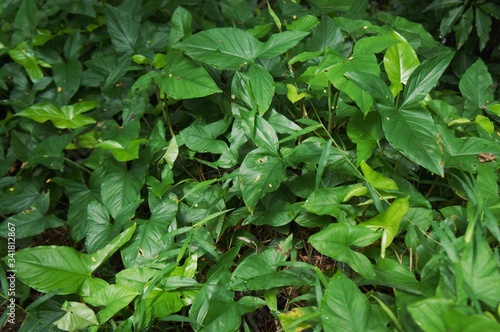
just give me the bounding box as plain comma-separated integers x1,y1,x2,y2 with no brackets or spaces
8,43,49,82
308,223,380,279
55,301,98,331
360,161,398,191
286,84,310,103
97,139,147,162
402,51,454,107
383,31,420,96
84,284,139,324
17,101,98,129
321,271,371,332
359,196,409,258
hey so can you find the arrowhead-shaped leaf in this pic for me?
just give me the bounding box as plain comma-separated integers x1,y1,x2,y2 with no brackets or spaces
359,196,409,258
17,101,97,129
154,51,222,99
239,147,287,211
402,51,454,107
321,271,371,332
308,223,380,279
381,104,444,176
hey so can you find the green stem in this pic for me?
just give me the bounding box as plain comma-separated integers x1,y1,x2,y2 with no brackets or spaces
64,158,92,174
328,90,339,135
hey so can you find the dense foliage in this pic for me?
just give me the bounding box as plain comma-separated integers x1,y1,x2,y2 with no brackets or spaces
1,0,500,331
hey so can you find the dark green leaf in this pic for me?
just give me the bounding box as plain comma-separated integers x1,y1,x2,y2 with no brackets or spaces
321,271,371,331
402,51,454,106
381,104,444,176
239,147,287,211
154,51,222,100
176,28,261,70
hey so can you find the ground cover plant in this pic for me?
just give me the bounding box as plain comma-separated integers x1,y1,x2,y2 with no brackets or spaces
1,0,500,331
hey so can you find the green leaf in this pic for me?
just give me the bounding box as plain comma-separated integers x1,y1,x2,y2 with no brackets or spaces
176,27,261,70
305,15,344,52
358,258,421,294
284,15,320,31
459,236,500,309
440,5,464,38
425,0,463,11
308,223,380,279
97,139,147,162
105,5,141,54
454,6,474,49
304,187,352,220
121,216,174,268
84,284,138,324
0,192,63,239
55,301,98,331
381,104,444,176
53,59,82,105
344,71,394,106
8,43,48,82
9,246,92,294
359,196,409,258
360,161,398,191
85,201,117,253
230,236,309,290
439,128,500,172
402,51,454,106
233,63,275,115
326,53,379,114
409,297,500,332
286,84,310,103
168,7,192,49
321,271,371,332
475,7,492,51
459,59,494,113
245,200,299,227
101,161,144,225
154,51,222,100
84,223,136,272
27,131,78,170
259,31,309,58
347,112,383,166
17,101,98,129
239,147,287,212
383,32,420,96
180,118,230,154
